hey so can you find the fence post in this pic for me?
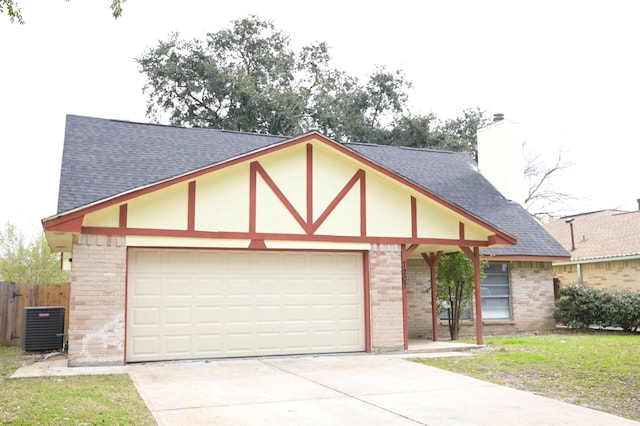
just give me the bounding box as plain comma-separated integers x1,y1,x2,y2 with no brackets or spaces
0,282,19,345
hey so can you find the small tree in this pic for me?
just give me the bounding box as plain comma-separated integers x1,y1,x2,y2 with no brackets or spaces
436,252,480,340
0,222,70,284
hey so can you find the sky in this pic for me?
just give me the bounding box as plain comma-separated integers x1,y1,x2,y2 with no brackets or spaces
1,0,639,236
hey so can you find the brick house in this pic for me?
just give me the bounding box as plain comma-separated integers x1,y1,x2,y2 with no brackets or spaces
43,115,568,366
544,209,640,292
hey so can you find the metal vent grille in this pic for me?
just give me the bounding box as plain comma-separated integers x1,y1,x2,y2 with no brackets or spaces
22,307,65,351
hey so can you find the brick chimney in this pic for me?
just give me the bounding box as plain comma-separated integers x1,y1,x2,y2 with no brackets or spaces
477,114,526,206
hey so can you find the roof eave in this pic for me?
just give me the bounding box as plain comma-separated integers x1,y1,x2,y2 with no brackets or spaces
484,254,571,262
553,253,640,265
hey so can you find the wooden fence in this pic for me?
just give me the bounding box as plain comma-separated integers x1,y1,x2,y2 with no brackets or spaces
0,282,70,347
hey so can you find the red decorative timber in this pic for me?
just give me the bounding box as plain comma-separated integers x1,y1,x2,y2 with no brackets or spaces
80,225,496,247
43,215,84,232
251,154,366,237
188,181,196,231
43,132,517,249
249,162,258,234
411,196,417,238
248,240,266,249
306,143,313,226
360,170,367,236
119,204,128,229
311,169,365,234
253,161,309,233
363,251,372,353
460,246,483,345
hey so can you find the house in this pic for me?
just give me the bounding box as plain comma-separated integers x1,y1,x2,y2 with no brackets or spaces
43,115,569,366
544,209,640,292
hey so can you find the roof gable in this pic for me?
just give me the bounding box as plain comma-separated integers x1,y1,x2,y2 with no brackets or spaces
47,115,568,259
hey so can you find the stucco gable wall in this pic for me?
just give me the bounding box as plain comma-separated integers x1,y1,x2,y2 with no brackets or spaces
75,137,498,246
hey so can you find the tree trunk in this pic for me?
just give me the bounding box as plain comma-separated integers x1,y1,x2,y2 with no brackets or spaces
449,321,459,340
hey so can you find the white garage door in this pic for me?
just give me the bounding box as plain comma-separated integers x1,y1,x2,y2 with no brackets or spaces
127,249,365,362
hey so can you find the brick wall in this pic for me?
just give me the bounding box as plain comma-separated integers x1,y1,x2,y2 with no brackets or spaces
554,259,640,291
368,243,403,351
553,264,579,287
68,234,126,366
510,261,556,331
406,259,556,340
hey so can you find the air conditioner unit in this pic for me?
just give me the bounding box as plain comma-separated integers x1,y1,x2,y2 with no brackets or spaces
22,306,65,352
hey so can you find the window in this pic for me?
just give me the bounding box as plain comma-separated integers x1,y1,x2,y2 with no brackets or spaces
438,262,512,321
481,263,511,319
439,302,471,321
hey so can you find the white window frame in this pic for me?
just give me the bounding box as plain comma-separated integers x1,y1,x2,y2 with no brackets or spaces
481,262,512,320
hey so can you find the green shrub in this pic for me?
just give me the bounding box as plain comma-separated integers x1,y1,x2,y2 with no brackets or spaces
608,290,640,332
554,285,640,332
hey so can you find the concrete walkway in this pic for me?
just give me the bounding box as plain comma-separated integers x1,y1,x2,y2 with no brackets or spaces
12,351,639,425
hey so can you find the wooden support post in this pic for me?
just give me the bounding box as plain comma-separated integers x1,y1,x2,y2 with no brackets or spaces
460,246,483,346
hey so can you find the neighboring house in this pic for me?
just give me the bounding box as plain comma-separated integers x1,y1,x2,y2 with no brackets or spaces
43,115,568,366
544,209,640,292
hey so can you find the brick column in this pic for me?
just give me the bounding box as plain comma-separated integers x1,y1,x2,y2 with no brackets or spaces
406,258,432,338
368,243,403,352
68,234,126,366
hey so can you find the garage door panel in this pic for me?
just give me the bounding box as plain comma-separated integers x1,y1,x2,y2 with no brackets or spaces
227,333,253,352
130,336,159,357
196,307,223,324
165,335,192,355
338,304,360,320
196,280,224,296
131,277,162,296
165,278,192,296
282,279,307,294
131,307,160,326
127,249,365,362
196,335,222,353
166,307,191,325
129,250,162,271
166,250,194,269
256,305,281,322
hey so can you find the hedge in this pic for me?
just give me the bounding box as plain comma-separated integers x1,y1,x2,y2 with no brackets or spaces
554,285,640,332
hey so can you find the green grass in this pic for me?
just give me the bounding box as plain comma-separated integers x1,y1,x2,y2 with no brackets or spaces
415,333,640,421
0,346,155,425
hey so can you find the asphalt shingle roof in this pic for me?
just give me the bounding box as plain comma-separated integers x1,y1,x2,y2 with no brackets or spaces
56,114,568,259
544,210,640,261
344,143,567,258
58,115,288,213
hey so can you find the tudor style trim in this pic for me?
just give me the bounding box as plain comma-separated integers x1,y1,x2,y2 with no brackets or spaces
43,133,516,248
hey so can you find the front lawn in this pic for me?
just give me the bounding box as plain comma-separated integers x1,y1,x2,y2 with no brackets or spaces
0,346,155,425
415,333,640,421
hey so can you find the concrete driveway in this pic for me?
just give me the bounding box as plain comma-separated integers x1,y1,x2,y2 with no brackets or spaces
124,354,638,426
